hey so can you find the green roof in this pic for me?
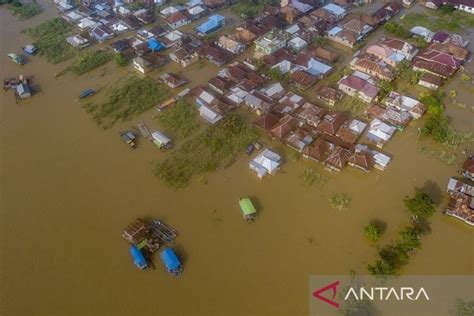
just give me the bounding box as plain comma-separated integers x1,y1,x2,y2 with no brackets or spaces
239,198,256,215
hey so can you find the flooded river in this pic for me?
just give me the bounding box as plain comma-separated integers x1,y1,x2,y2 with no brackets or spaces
1,2,473,315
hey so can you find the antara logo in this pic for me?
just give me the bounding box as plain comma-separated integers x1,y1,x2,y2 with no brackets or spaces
313,281,430,309
312,281,340,308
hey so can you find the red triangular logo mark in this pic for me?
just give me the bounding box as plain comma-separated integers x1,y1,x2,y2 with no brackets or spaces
312,281,340,308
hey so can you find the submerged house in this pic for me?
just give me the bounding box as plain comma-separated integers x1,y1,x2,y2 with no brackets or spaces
133,56,153,74
196,14,225,35
66,34,90,49
89,24,114,42
255,30,289,56
338,74,379,103
445,177,474,226
366,118,396,148
249,149,282,179
460,156,474,181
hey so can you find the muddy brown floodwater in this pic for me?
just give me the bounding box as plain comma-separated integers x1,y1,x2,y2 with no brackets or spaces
1,2,473,316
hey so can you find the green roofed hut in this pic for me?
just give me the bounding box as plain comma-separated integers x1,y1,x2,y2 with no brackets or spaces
239,198,257,222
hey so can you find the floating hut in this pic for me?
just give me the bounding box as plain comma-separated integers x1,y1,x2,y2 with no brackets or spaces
239,198,257,222
120,131,137,149
151,131,172,149
123,218,180,271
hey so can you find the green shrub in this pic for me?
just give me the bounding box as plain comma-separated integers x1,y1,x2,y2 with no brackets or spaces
157,100,199,139
328,193,351,211
364,223,383,242
69,50,112,75
9,1,41,19
153,114,258,188
90,76,170,128
23,18,75,63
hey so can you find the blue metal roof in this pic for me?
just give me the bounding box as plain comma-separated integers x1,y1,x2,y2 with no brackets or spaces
196,14,225,34
130,245,147,269
148,38,164,52
160,248,181,271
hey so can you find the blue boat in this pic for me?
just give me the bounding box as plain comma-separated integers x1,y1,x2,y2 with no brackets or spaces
78,88,95,99
246,143,254,156
130,245,148,270
22,44,38,55
160,248,182,277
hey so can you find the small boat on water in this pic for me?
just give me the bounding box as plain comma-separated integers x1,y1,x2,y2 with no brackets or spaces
160,248,182,277
239,198,257,222
22,44,38,55
130,245,148,270
137,122,151,139
7,53,25,65
78,88,95,99
120,131,137,149
246,143,255,156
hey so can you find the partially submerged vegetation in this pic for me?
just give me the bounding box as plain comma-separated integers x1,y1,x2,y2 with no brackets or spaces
6,0,41,19
300,168,328,187
367,191,435,276
23,18,75,63
400,10,474,32
419,92,473,148
153,114,257,188
384,22,411,39
68,50,113,75
363,222,384,243
87,76,170,128
231,0,276,18
156,100,199,139
328,193,351,211
334,95,367,115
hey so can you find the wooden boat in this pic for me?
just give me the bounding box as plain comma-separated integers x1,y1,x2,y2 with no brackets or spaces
22,44,38,55
3,75,28,91
149,219,178,244
7,53,25,65
120,131,137,148
137,122,151,139
78,88,95,99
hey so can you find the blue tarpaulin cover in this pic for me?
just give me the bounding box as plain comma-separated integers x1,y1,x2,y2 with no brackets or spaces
148,38,165,52
160,248,181,271
130,245,147,269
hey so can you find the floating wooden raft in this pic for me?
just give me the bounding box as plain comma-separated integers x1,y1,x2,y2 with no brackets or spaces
149,219,178,244
137,122,151,139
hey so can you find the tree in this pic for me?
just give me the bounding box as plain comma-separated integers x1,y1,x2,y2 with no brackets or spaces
397,226,421,252
114,53,127,67
378,79,395,100
403,192,436,220
384,22,411,39
440,4,455,14
364,223,383,242
421,114,450,143
419,92,444,116
367,259,396,276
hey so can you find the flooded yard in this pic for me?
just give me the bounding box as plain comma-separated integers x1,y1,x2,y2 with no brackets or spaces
1,2,473,316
